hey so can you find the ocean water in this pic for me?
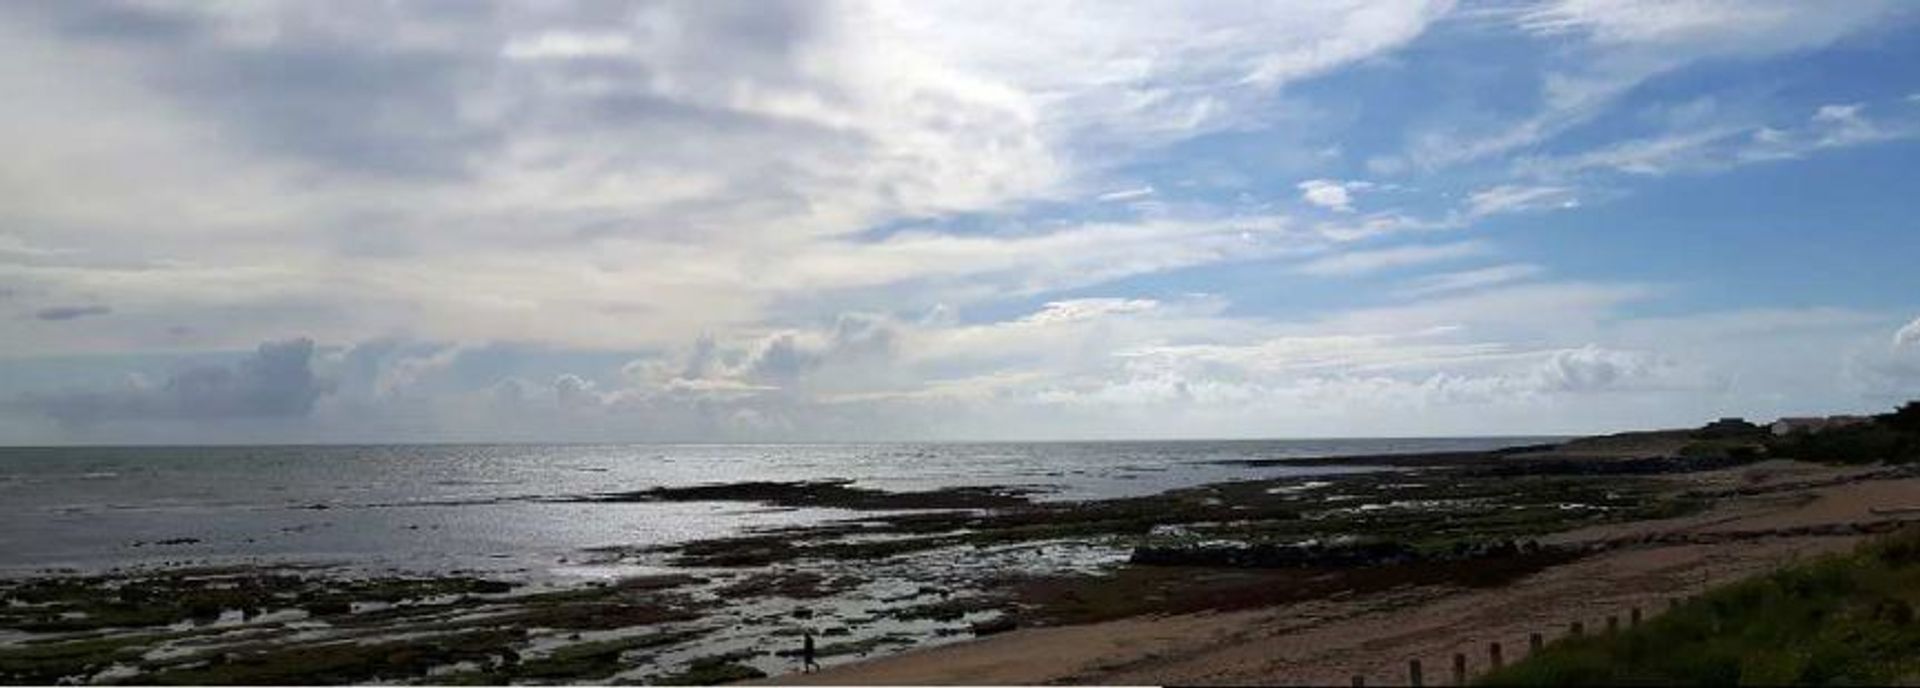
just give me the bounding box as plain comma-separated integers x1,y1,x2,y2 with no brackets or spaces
0,438,1553,578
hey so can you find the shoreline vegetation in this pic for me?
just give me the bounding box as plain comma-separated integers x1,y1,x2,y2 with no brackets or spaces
1482,526,1920,685
5,403,1920,685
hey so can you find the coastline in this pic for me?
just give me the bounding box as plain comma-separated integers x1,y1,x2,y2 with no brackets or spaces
769,460,1920,685
7,425,1919,684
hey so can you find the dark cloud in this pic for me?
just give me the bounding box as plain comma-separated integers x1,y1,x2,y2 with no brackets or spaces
34,305,111,321
747,334,814,383
40,1,200,43
182,43,492,178
741,314,899,386
19,2,498,179
20,338,330,424
17,1,830,186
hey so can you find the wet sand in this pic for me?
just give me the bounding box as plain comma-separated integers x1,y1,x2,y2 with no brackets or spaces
770,461,1920,685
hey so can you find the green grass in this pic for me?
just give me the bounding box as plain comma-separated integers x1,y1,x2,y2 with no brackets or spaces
1480,527,1920,685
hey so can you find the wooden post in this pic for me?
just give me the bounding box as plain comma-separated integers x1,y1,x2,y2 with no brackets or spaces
1409,659,1423,687
1530,633,1543,652
1668,597,1679,611
1631,607,1642,627
1351,674,1364,687
1607,615,1619,633
1490,642,1504,669
1452,653,1466,686
1570,621,1584,637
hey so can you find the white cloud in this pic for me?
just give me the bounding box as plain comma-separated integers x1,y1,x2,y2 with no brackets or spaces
1398,264,1544,297
1295,241,1485,276
1530,345,1658,393
1851,316,1920,402
1514,1,1907,53
1411,1,1909,170
764,214,1311,304
0,1,1451,359
1298,178,1372,212
1467,185,1579,216
1813,103,1863,123
1096,186,1156,203
3,2,1916,443
1896,317,1920,350
500,31,637,60
1516,100,1919,178
1021,299,1161,325
11,292,1904,442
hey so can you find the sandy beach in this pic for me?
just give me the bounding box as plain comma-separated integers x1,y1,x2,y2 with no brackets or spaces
8,432,1917,685
773,460,1920,685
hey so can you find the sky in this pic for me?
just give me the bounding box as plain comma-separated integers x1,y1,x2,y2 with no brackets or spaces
3,0,1920,445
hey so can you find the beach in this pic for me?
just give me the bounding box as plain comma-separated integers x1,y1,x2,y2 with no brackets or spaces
775,460,1920,685
5,431,1918,684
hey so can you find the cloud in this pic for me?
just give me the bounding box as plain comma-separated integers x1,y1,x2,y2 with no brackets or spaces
553,373,611,411
1839,316,1920,402
0,1,1456,357
501,31,638,60
1896,317,1920,350
1514,1,1909,53
1397,264,1544,297
1467,185,1578,217
1095,186,1155,203
2,294,1895,442
33,304,111,321
1295,241,1485,277
1530,345,1657,393
1813,103,1863,123
1516,100,1919,179
770,214,1304,299
18,338,329,424
1297,179,1371,212
1021,298,1161,325
1,2,1916,443
1408,1,1910,170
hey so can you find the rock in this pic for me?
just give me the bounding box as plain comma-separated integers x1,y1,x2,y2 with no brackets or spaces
1130,540,1420,569
303,600,351,616
971,617,1018,636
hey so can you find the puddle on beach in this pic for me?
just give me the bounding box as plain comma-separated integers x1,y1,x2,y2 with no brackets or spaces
578,538,1134,680
0,535,1133,685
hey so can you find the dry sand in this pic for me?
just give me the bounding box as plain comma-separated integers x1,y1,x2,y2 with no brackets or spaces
769,461,1920,686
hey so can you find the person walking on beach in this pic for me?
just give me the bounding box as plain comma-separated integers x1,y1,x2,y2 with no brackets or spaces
801,630,820,673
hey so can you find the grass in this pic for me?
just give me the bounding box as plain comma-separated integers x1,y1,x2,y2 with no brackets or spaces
1479,527,1920,685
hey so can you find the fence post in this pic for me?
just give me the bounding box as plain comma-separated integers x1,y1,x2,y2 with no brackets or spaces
1530,633,1543,652
1409,659,1423,687
1668,597,1678,611
1630,607,1642,627
1489,642,1504,670
1351,674,1364,687
1452,653,1466,686
1570,621,1584,637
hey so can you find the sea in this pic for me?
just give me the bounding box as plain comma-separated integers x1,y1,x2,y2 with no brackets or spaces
0,438,1555,579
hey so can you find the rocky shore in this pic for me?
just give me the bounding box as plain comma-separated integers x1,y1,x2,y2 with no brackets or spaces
9,418,1915,685
777,463,1920,685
